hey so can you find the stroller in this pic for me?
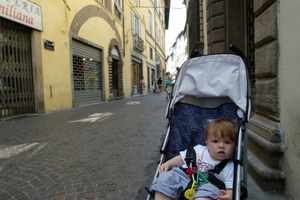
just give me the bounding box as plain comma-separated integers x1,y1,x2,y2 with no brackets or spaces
147,54,251,200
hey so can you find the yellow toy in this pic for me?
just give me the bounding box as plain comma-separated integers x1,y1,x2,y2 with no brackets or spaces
184,177,197,200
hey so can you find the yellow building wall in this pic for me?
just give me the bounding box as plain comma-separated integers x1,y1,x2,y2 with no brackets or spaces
30,0,124,112
31,0,72,112
78,17,119,100
123,0,166,95
27,0,167,112
122,0,135,96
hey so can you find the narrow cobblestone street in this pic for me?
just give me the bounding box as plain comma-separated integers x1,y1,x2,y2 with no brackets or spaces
0,94,287,200
0,94,167,200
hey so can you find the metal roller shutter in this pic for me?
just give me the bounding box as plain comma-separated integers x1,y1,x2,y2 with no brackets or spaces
72,40,103,107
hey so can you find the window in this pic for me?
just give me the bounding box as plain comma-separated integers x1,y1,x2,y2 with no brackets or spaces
160,9,164,22
155,0,159,8
157,28,161,46
148,11,153,35
133,0,140,7
132,13,141,36
149,47,153,60
95,0,104,5
155,22,158,42
115,0,122,8
161,10,164,25
114,0,122,19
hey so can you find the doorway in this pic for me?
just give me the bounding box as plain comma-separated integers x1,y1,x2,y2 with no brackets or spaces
0,18,35,118
112,58,120,97
132,61,143,95
72,40,103,107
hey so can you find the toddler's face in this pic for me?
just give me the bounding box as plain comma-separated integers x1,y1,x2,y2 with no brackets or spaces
206,134,235,161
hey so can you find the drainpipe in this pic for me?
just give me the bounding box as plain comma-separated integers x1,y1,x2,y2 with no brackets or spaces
154,1,158,80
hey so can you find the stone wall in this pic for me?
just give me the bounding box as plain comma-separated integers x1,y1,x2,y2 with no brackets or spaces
254,0,279,119
207,0,226,53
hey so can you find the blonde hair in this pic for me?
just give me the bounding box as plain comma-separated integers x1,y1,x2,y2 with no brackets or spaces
205,118,237,141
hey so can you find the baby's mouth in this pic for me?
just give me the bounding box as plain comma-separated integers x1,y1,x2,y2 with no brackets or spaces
217,151,226,157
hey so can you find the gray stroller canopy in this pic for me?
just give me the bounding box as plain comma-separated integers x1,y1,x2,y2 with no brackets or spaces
170,54,249,115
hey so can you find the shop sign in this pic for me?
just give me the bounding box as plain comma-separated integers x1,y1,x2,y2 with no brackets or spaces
43,39,55,51
0,0,42,31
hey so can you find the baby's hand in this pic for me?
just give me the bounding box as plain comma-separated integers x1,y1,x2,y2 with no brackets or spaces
218,190,232,200
159,163,170,172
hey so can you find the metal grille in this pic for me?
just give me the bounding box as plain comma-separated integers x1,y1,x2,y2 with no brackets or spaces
72,40,102,107
0,18,35,119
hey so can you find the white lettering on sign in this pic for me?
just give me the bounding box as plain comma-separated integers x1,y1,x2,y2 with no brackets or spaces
0,0,42,31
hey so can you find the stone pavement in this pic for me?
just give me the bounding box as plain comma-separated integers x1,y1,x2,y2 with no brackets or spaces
0,94,167,200
0,93,287,200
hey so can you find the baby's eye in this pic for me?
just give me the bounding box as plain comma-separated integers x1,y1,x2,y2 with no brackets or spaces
225,140,233,144
212,140,219,143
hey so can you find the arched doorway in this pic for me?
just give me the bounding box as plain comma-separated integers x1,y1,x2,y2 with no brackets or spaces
108,40,123,99
111,47,121,98
70,5,123,104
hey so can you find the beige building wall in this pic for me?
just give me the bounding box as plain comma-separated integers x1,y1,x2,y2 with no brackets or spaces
279,1,300,199
127,0,146,94
123,0,133,96
125,0,166,94
78,17,120,98
29,0,124,112
2,0,167,115
31,0,72,112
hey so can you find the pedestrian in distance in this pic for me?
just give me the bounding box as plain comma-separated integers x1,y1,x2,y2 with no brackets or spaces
164,76,173,100
151,118,237,200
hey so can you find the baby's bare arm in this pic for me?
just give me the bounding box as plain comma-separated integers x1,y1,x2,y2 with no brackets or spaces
159,155,184,172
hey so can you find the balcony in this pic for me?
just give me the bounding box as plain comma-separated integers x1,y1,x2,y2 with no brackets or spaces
132,34,144,53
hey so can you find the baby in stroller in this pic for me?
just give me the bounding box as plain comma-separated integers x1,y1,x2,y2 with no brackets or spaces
151,118,237,200
147,54,251,200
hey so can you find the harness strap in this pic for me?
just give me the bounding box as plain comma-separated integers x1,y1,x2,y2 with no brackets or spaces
207,172,226,190
209,159,230,174
185,129,198,168
233,158,243,166
207,159,230,190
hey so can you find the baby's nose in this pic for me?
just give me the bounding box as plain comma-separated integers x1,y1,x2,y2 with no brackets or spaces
219,142,225,147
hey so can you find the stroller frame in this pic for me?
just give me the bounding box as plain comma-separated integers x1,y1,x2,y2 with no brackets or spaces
147,54,251,200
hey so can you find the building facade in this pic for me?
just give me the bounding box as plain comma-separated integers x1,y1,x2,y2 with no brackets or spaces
127,0,169,95
185,0,300,199
0,0,169,118
185,0,204,57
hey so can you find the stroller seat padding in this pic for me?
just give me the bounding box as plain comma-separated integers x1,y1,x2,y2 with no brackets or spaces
165,102,238,160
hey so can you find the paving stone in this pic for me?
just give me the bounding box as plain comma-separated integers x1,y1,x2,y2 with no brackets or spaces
0,95,167,199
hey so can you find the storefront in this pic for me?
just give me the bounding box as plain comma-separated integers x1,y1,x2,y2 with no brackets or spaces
71,40,103,107
109,46,122,99
147,64,156,93
0,0,42,118
131,56,143,95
